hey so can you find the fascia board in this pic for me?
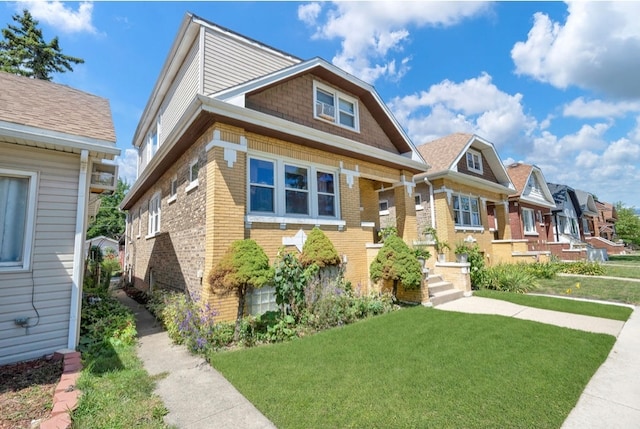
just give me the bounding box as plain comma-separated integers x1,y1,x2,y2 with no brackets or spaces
429,170,517,195
0,120,120,158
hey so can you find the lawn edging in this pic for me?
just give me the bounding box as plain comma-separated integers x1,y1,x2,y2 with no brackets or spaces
39,349,83,429
528,292,637,310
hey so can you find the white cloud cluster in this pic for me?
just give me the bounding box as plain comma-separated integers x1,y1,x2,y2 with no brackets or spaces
18,0,97,34
298,1,490,84
115,148,138,187
511,1,640,99
388,73,537,148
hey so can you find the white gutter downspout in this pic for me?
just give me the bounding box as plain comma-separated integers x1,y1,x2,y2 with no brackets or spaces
68,149,89,349
424,177,436,230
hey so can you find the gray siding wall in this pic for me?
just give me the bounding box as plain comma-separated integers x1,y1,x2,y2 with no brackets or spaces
202,27,299,95
0,142,79,365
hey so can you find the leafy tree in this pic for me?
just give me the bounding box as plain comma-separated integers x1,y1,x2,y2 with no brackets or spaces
370,233,422,302
87,179,129,240
0,9,84,80
273,250,308,320
208,239,274,340
615,202,640,246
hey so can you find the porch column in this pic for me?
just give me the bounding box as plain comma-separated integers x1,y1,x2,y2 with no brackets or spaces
394,171,418,243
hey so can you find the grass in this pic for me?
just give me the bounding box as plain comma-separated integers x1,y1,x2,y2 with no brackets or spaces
71,341,171,429
535,275,640,305
210,307,614,429
602,264,640,279
474,289,633,321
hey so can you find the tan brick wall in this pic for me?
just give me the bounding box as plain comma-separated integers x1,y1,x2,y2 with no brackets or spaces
126,131,208,296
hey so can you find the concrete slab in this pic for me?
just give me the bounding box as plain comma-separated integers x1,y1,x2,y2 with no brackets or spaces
114,290,276,429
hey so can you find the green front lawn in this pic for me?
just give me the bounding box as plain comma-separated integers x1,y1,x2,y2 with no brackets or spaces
535,276,640,305
602,264,640,279
210,307,614,429
474,289,633,321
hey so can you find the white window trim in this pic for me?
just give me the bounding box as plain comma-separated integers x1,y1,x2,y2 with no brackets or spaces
186,159,199,193
168,175,178,204
452,194,483,228
415,194,423,211
313,80,360,132
379,200,389,215
146,192,161,238
522,207,538,236
0,168,37,272
466,149,483,174
247,153,341,222
136,206,142,238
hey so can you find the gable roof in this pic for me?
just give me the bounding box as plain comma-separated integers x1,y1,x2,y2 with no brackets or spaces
0,72,118,159
575,189,598,216
414,133,514,194
215,57,424,162
547,183,582,217
506,162,556,208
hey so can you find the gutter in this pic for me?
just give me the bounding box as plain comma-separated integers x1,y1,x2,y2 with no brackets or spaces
68,150,89,349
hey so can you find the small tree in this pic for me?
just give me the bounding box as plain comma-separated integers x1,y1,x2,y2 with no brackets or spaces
370,234,422,302
87,179,130,240
615,202,640,247
299,227,343,307
208,239,273,341
273,250,308,320
0,9,84,80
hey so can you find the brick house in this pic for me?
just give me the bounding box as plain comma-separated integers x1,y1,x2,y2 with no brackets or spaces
380,133,520,267
505,162,556,254
0,72,119,365
587,200,625,255
119,13,428,320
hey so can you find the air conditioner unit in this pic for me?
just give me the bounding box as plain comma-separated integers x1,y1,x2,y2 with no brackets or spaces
316,102,335,120
90,161,118,194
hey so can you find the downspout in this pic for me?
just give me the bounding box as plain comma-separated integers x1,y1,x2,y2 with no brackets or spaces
68,150,89,349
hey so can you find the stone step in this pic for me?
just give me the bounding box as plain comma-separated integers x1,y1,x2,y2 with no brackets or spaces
430,288,465,306
428,281,455,294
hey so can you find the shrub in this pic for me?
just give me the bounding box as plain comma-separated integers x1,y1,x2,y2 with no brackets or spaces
523,261,560,279
370,233,422,302
79,295,136,356
299,227,341,268
208,239,274,341
459,243,486,288
480,264,539,293
273,250,309,321
557,261,605,276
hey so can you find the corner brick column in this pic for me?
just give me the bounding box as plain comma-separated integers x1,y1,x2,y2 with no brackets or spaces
394,172,418,243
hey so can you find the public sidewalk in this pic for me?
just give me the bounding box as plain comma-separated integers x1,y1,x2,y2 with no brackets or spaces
114,289,276,429
437,296,640,429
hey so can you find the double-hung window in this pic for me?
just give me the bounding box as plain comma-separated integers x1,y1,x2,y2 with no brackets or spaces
248,157,338,219
314,81,359,131
466,150,483,174
453,195,481,228
148,192,161,236
522,208,536,234
0,169,37,271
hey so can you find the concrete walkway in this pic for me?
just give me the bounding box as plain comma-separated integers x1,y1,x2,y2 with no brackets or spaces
114,289,276,429
438,296,640,429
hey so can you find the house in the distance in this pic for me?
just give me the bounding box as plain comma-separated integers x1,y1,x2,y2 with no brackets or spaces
588,200,625,255
0,72,119,365
120,13,429,319
505,162,556,255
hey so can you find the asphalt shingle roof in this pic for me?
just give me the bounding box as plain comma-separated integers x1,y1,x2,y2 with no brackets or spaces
0,71,116,143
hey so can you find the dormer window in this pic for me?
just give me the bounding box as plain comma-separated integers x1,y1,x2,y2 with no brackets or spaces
466,149,483,174
314,81,359,132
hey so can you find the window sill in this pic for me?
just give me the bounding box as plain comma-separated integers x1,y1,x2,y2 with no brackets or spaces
379,210,390,216
145,232,161,240
524,232,539,236
185,179,199,193
415,205,423,211
245,215,346,230
0,266,29,273
454,226,484,232
167,195,177,204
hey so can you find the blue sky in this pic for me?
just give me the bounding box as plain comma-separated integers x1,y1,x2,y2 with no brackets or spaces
2,1,639,208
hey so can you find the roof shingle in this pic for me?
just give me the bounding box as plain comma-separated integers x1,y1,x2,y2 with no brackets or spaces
0,72,116,143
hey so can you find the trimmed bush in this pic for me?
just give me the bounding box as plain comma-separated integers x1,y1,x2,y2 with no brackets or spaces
299,227,341,268
370,234,422,302
557,261,605,276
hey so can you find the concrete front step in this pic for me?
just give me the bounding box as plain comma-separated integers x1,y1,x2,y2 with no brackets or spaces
428,281,455,294
430,288,465,306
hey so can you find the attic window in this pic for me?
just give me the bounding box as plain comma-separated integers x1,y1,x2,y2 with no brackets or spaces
314,81,359,132
466,149,483,174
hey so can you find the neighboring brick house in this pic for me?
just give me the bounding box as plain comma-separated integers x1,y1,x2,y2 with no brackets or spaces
0,72,119,365
119,13,428,321
587,200,625,255
380,133,518,266
505,162,556,251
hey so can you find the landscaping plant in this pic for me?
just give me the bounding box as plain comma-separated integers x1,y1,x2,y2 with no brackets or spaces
208,239,274,341
370,232,422,302
480,263,539,293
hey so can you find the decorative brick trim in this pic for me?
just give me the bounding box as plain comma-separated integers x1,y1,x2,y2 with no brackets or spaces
39,350,82,429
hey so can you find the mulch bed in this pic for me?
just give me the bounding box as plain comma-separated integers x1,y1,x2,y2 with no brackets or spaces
122,284,150,305
0,357,63,429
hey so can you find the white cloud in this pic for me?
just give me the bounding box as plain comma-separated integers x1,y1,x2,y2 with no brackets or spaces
299,1,490,84
512,2,640,98
563,97,640,119
19,0,97,34
115,148,138,187
388,73,537,148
